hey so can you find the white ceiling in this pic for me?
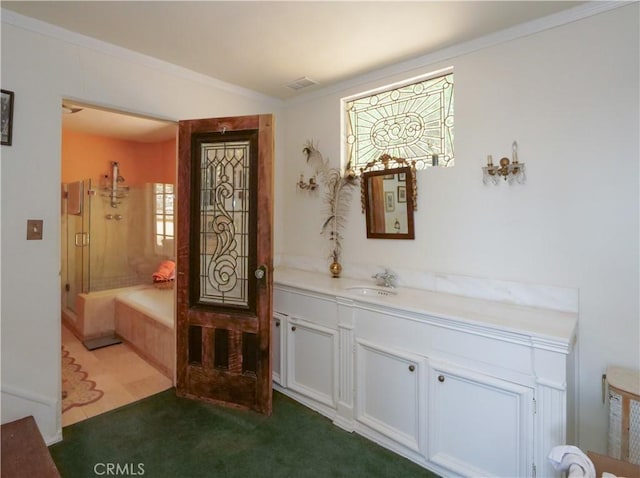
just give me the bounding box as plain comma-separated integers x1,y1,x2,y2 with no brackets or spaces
4,1,587,142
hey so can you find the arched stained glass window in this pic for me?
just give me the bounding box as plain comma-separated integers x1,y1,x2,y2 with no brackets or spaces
344,71,454,171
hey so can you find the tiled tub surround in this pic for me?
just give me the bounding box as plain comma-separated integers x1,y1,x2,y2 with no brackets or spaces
273,267,578,478
64,286,149,341
62,285,175,380
114,288,175,379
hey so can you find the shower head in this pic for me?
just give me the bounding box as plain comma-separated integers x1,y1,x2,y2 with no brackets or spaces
62,103,83,114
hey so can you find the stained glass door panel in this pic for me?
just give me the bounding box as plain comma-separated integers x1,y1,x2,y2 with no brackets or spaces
198,140,251,308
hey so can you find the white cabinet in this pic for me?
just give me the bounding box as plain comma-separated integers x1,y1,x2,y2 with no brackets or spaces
428,361,534,477
286,317,338,410
273,272,576,478
355,339,426,456
272,312,285,386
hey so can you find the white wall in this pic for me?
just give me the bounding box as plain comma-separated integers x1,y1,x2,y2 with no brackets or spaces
0,12,284,443
1,4,637,455
281,4,639,452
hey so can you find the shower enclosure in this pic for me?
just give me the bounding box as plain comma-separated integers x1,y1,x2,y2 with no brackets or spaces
61,177,162,317
62,179,91,314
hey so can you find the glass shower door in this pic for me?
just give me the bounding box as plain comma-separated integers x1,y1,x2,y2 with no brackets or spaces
64,179,91,313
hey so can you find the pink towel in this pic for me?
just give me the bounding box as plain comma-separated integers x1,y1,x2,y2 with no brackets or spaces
152,260,175,282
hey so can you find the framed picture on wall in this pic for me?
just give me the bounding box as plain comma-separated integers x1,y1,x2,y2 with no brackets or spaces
397,185,406,203
1,89,14,146
385,191,395,212
398,172,406,182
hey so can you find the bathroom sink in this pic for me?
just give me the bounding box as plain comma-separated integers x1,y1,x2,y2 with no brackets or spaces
345,285,397,297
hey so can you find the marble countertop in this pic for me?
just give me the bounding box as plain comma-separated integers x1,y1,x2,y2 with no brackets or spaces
274,267,578,348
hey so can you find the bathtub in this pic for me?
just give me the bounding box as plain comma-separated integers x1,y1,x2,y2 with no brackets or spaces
114,286,175,379
115,287,174,328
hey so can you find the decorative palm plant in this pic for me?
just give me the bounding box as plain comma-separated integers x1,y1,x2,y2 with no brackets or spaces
303,141,358,269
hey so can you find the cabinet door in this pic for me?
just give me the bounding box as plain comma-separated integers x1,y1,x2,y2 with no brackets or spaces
428,362,534,478
356,339,426,453
286,318,338,408
272,313,286,386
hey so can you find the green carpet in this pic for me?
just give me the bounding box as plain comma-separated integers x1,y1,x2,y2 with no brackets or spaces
50,389,439,478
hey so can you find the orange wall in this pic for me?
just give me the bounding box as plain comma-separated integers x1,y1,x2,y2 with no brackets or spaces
61,129,176,186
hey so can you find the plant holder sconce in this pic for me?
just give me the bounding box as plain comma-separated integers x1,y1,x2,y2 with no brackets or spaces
482,141,525,185
296,173,318,191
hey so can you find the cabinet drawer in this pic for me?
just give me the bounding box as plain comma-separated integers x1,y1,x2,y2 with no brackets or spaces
275,288,337,328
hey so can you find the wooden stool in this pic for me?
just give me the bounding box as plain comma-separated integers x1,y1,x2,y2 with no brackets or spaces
1,416,60,478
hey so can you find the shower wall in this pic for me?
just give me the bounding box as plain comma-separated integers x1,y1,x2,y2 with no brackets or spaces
88,186,149,291
61,130,176,185
61,129,176,298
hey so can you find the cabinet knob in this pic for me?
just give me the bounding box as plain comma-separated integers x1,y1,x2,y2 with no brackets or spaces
291,326,296,332
438,375,445,383
275,320,280,327
408,365,415,372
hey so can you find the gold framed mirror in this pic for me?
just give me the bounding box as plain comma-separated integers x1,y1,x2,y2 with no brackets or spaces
360,155,417,239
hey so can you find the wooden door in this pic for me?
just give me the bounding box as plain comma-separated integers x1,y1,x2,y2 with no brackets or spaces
176,115,273,415
369,175,385,233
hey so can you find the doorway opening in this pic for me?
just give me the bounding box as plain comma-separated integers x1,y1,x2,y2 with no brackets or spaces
60,100,178,425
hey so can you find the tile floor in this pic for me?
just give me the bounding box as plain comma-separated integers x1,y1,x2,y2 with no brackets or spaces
61,324,173,427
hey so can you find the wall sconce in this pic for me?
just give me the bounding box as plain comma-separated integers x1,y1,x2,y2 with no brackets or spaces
482,141,526,185
296,173,317,191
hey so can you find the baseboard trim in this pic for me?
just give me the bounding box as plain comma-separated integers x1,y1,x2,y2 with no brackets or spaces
1,383,60,445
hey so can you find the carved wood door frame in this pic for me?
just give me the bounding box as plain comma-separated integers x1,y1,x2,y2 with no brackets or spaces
176,115,273,414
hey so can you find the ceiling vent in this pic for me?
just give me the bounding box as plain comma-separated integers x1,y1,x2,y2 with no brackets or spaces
285,77,318,91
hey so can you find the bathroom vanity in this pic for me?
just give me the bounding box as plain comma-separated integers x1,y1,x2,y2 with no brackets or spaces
273,267,577,478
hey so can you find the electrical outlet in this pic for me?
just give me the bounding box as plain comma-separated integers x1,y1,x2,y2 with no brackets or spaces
27,219,43,240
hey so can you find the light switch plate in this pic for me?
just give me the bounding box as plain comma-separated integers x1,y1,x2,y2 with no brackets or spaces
27,219,43,240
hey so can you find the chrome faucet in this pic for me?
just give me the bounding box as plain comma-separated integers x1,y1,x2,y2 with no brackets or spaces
372,268,396,288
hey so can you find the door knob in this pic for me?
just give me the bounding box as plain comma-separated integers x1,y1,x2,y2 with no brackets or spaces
254,265,267,280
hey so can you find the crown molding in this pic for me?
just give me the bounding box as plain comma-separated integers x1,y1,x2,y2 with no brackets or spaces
0,8,283,106
285,1,634,105
1,2,631,107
